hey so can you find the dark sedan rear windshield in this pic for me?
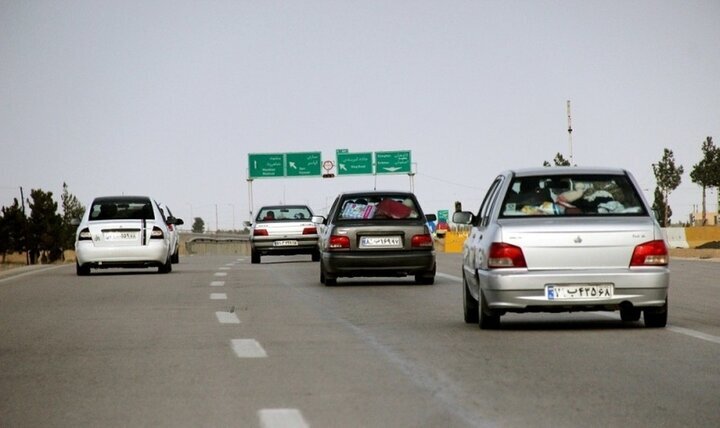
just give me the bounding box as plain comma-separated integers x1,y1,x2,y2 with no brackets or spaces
89,198,154,220
257,206,312,221
500,174,648,218
337,195,420,220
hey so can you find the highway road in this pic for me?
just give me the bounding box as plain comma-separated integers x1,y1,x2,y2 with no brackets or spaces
1,253,719,427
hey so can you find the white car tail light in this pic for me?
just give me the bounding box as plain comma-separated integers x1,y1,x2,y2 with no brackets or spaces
253,229,268,236
78,228,92,241
150,226,164,239
302,227,318,235
488,242,527,268
630,240,668,266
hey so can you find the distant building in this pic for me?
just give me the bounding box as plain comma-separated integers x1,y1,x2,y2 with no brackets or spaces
690,210,718,226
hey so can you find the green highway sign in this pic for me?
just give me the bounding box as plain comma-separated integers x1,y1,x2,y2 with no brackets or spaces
286,152,322,177
248,153,285,178
375,150,411,174
336,151,374,175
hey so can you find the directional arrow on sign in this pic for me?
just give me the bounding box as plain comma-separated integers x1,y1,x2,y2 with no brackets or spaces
289,162,297,169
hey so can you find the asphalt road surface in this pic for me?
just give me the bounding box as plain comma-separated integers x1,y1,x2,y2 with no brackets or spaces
1,253,718,427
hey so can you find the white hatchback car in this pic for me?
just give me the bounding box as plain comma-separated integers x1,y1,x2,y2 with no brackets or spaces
75,196,177,275
453,167,670,329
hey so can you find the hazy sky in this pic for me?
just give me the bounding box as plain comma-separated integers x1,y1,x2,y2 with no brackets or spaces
2,0,719,229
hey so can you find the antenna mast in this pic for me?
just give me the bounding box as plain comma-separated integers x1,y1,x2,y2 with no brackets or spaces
567,100,574,165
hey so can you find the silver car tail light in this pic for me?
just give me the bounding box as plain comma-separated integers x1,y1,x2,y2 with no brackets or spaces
630,240,668,266
253,229,268,236
488,242,527,268
302,227,318,235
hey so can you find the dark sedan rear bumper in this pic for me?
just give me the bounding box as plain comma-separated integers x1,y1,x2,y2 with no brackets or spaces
323,250,435,277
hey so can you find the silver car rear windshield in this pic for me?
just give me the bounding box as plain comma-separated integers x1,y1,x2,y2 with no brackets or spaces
500,174,648,218
89,198,154,221
257,206,313,221
337,195,421,220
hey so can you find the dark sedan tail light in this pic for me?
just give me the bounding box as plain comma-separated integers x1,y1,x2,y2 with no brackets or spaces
411,234,433,247
329,235,350,250
630,240,668,266
302,227,318,235
488,242,527,268
78,228,92,241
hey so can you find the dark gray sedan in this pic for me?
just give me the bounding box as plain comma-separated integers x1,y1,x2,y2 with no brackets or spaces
314,191,437,286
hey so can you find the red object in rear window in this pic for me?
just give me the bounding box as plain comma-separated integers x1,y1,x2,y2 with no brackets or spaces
630,240,668,266
488,242,527,268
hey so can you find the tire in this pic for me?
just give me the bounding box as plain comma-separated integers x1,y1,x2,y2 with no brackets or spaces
311,250,320,262
478,290,501,330
620,307,641,322
158,256,172,274
463,272,479,324
320,262,336,286
171,249,179,264
644,298,668,328
76,262,90,276
320,265,326,284
251,250,260,264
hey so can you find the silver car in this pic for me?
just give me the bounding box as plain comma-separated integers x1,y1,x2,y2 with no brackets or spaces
250,205,320,264
453,167,669,329
315,191,437,286
75,196,177,275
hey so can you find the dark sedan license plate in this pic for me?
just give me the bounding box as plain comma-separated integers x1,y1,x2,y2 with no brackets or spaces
360,236,402,248
546,284,613,300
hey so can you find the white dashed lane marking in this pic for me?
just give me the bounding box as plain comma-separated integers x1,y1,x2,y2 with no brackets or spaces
216,311,240,324
219,266,230,270
210,293,227,300
259,409,309,428
231,339,267,358
210,281,225,287
214,272,227,277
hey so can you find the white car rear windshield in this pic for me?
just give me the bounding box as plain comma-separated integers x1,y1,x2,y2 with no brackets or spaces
500,174,648,218
257,206,313,221
337,195,420,220
89,198,155,221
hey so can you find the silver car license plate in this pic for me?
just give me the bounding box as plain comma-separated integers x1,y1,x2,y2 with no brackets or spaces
359,236,402,248
546,284,613,300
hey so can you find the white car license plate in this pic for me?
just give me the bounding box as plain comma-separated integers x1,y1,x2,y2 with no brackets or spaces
546,284,613,300
104,231,138,241
360,236,402,248
273,240,298,247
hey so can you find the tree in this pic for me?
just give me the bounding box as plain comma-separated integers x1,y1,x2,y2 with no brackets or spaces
690,137,719,225
652,187,672,227
60,182,86,251
192,217,205,233
652,148,684,227
543,152,572,167
26,189,64,263
0,199,27,263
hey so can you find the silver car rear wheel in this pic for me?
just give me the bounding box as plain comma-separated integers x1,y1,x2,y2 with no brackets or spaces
463,272,479,324
478,290,501,330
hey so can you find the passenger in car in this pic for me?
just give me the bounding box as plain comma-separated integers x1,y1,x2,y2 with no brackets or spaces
263,211,275,220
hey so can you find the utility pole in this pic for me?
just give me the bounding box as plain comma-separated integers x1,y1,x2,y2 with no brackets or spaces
567,100,574,165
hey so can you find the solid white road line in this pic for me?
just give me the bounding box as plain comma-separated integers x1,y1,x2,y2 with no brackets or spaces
216,311,240,324
210,281,225,287
231,339,267,358
210,293,227,300
214,272,227,277
258,409,309,428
